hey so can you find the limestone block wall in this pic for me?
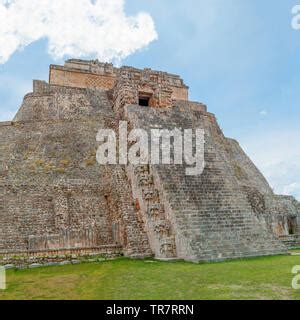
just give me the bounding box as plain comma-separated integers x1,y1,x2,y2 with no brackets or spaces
0,184,57,251
49,60,117,90
14,83,114,122
173,99,207,113
225,138,273,194
50,67,116,90
0,89,152,256
225,138,300,245
259,195,300,238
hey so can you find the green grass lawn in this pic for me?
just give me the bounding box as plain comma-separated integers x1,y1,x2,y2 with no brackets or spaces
0,255,300,300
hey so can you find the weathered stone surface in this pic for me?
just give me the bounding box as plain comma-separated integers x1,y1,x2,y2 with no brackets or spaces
0,59,299,262
49,59,188,102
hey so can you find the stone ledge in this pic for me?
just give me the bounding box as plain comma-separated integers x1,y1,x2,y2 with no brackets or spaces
0,121,13,127
0,254,120,269
0,244,123,258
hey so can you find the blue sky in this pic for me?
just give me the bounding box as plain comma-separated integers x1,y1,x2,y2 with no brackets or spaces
0,0,299,199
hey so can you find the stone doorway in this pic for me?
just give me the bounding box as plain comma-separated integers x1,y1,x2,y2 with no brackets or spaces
138,93,153,107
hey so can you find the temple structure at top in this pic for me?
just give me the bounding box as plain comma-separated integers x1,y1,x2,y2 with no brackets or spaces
49,59,189,108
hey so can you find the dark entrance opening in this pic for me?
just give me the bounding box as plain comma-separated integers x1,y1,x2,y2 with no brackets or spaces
288,216,297,235
139,96,150,107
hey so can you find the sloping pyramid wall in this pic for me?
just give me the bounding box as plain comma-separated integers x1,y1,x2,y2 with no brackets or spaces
125,105,287,261
0,88,151,257
1,79,299,261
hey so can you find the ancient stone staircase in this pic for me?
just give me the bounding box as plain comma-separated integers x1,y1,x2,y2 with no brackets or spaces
109,167,153,258
127,164,177,259
125,104,287,262
152,162,287,261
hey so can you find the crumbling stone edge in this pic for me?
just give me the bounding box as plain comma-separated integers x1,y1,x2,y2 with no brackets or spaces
0,253,123,270
1,252,294,270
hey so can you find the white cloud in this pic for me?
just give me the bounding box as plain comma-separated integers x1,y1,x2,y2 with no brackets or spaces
283,183,300,198
259,110,267,116
0,0,157,64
